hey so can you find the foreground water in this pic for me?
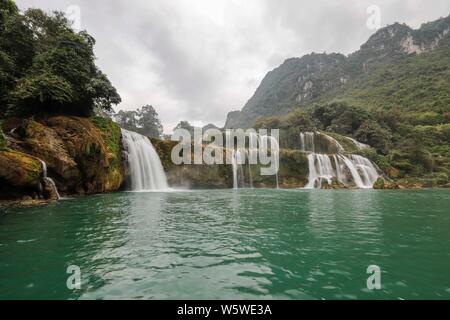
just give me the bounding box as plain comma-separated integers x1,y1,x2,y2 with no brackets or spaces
0,189,449,300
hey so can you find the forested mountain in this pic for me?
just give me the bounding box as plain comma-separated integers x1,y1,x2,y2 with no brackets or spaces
225,15,450,128
225,14,450,186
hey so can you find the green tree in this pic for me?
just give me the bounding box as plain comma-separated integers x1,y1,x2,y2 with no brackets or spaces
115,105,164,138
355,120,391,154
311,102,369,134
0,6,120,117
137,105,163,138
116,110,139,132
173,121,194,136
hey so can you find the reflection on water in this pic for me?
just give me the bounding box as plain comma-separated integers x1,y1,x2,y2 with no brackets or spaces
0,189,449,300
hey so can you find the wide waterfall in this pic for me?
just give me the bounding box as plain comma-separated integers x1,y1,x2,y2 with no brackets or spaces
230,133,279,189
301,132,380,189
121,129,168,191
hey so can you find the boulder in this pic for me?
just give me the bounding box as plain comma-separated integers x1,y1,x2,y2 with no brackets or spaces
373,177,400,189
42,178,60,201
0,150,42,199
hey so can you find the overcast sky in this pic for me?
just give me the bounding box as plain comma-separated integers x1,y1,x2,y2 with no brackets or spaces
15,0,450,132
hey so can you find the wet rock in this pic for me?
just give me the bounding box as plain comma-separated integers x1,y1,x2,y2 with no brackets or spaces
42,178,60,201
0,150,42,191
4,116,124,195
373,177,400,189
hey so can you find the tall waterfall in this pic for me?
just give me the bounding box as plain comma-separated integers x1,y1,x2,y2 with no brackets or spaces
121,129,168,191
301,132,379,189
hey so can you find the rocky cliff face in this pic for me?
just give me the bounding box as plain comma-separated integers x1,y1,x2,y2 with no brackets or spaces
0,150,43,200
225,15,450,128
0,116,125,202
151,138,309,189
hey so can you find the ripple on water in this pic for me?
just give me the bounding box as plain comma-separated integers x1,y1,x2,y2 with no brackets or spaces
0,189,449,299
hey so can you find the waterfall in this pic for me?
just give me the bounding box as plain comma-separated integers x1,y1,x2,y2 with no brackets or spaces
229,131,279,190
248,132,259,189
322,133,345,153
305,154,335,189
231,149,245,189
38,159,60,200
300,132,315,152
260,135,279,189
246,150,254,188
346,137,369,150
121,129,168,191
301,132,380,189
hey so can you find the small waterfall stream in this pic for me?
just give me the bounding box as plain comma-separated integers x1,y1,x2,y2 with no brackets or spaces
231,149,246,189
38,159,60,200
121,129,168,191
301,132,380,189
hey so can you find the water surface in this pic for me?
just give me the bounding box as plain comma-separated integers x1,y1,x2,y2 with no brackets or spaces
0,189,449,299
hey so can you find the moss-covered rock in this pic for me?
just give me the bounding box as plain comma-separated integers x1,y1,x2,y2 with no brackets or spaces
150,138,178,171
373,177,399,189
322,178,348,189
150,138,310,189
4,116,124,195
90,116,124,191
0,150,42,199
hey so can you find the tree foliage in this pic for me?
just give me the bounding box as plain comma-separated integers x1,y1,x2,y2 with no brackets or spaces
173,121,195,136
0,2,120,117
115,105,163,138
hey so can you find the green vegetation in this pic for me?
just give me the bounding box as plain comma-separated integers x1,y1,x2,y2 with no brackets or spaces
0,0,120,118
91,116,122,165
255,99,449,185
114,105,163,138
0,122,6,150
91,115,124,190
245,15,450,186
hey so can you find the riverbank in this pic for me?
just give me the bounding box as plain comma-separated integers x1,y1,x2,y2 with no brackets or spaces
1,116,448,207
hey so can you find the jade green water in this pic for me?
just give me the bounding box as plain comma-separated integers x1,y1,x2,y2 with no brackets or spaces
0,189,449,300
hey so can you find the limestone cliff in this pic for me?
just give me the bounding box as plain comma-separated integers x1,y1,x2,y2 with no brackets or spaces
0,116,125,201
150,138,309,189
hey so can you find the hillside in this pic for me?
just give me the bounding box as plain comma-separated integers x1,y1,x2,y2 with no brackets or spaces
225,15,450,128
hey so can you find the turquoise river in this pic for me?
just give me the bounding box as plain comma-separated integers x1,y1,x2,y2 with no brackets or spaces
0,189,449,300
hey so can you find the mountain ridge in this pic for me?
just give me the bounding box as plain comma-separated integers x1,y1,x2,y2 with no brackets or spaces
225,14,450,129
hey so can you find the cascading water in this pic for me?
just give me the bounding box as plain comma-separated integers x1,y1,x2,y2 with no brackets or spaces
259,135,279,189
300,132,315,152
345,137,369,150
231,149,246,189
247,132,258,189
301,132,380,189
38,159,60,200
121,129,168,191
229,132,279,189
247,159,253,188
